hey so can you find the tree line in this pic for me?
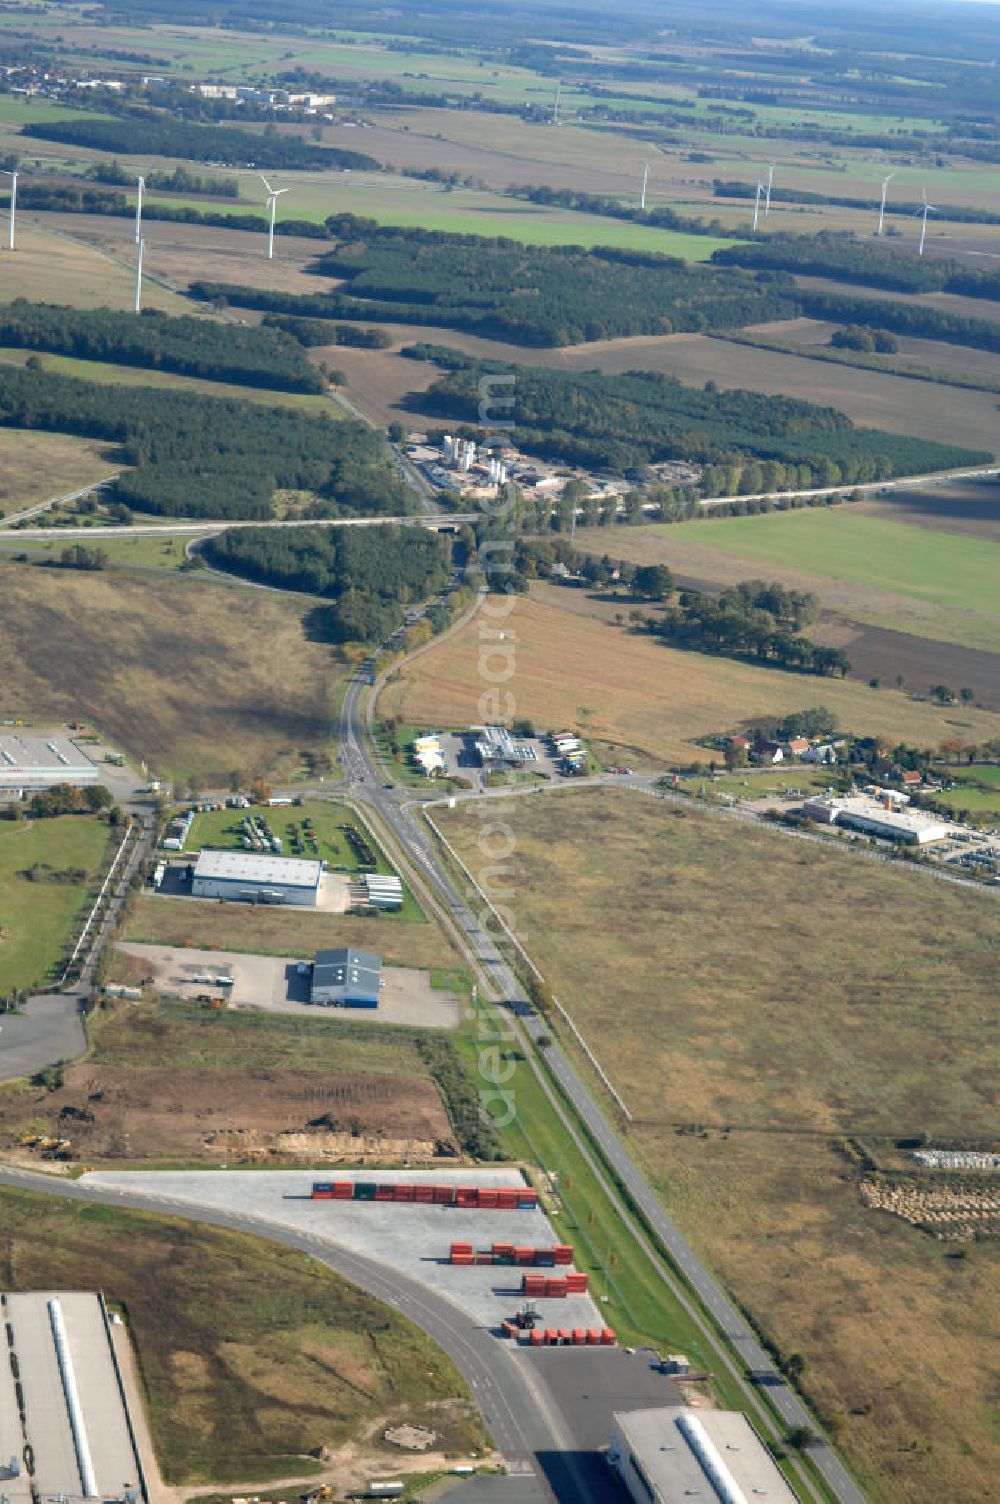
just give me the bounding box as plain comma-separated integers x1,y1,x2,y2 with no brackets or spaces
260,314,393,349
87,159,240,197
20,115,379,171
3,179,331,239
0,364,406,520
0,300,324,393
417,354,986,479
712,234,1000,301
203,524,451,643
651,582,850,678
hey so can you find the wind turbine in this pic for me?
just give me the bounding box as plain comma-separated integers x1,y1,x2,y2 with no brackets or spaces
640,160,650,212
552,81,562,126
261,175,290,260
134,235,145,313
914,187,932,257
2,168,18,251
876,172,895,237
752,178,763,233
134,174,144,245
764,161,775,216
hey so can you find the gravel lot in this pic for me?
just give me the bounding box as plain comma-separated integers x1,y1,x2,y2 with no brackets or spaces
82,1168,603,1331
118,943,461,1028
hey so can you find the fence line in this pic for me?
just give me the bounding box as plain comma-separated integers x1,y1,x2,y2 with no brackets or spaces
59,820,135,986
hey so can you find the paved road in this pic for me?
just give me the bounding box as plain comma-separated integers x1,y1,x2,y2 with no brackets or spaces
0,473,122,528
0,1166,593,1503
1,512,476,540
337,674,868,1504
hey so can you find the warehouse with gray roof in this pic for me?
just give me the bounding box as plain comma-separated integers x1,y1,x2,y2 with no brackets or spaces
609,1406,799,1504
311,947,382,1006
191,849,323,906
0,1290,145,1504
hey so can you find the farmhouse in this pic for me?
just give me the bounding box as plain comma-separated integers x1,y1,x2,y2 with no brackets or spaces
609,1407,798,1504
0,733,99,792
310,947,381,1007
191,849,322,905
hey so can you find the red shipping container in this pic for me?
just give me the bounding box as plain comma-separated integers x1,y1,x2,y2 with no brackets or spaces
521,1276,545,1294
477,1189,499,1208
514,1247,536,1265
474,1253,494,1265
492,1242,514,1256
586,1330,601,1346
565,1273,589,1293
558,1329,571,1345
500,1321,517,1339
544,1278,567,1298
450,1242,473,1255
545,1329,558,1346
311,1190,334,1200
553,1245,574,1265
530,1329,544,1347
393,1185,415,1202
433,1185,454,1204
450,1252,474,1265
517,1188,538,1206
496,1189,519,1208
601,1329,616,1346
455,1186,478,1206
414,1186,434,1203
374,1187,394,1202
572,1329,586,1346
333,1182,353,1198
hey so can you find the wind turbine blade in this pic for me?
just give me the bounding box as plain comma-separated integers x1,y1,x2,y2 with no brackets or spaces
260,175,274,193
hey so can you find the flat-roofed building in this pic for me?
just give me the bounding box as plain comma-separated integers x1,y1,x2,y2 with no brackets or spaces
311,947,381,1006
801,794,951,845
0,733,99,790
2,1291,145,1504
191,848,322,905
609,1406,799,1504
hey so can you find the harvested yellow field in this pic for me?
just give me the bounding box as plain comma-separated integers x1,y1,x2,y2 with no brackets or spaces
380,593,1000,764
0,428,117,516
4,220,192,312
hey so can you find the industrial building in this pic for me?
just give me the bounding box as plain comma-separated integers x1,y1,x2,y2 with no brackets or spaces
310,947,382,1007
0,732,99,791
0,1291,145,1504
801,794,951,845
191,848,323,905
609,1407,799,1504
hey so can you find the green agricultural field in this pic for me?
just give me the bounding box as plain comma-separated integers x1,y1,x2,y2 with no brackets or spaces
664,510,1000,616
127,183,732,258
934,764,1000,816
0,812,111,992
0,1187,485,1484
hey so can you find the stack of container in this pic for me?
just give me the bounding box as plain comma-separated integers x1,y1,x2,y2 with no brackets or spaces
450,1242,474,1266
310,1179,540,1209
566,1272,589,1294
518,1327,616,1348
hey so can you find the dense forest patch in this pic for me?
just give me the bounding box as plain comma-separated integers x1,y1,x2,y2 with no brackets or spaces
20,115,379,171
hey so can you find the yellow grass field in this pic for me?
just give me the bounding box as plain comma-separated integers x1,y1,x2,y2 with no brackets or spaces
0,560,346,781
4,220,191,312
379,593,1000,764
435,788,999,1504
0,428,118,516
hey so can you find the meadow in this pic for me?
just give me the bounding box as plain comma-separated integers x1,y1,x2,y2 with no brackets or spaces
0,1186,484,1484
435,787,1000,1504
378,592,1000,767
0,811,110,992
0,558,347,783
0,427,117,517
0,222,189,313
663,510,1000,617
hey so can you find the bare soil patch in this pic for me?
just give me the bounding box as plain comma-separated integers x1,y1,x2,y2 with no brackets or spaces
5,1063,456,1165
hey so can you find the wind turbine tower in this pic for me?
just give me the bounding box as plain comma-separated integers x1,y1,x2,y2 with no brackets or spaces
261,175,290,260
134,174,144,245
553,82,562,126
876,172,895,237
640,160,650,211
2,169,17,251
134,235,145,313
918,188,936,257
764,161,775,216
752,178,763,233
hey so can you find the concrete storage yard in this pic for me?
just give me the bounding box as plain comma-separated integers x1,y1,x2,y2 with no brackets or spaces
81,1169,604,1332
1,1291,143,1502
118,943,461,1028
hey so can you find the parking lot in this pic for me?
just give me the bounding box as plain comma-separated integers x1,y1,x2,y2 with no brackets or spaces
82,1168,604,1333
118,943,461,1028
